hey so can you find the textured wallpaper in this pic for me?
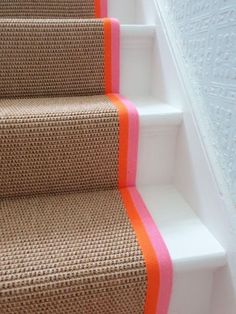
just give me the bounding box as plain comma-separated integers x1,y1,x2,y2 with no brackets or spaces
159,0,236,203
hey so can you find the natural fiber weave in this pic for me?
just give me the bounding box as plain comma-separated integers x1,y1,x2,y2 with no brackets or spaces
0,189,147,314
0,19,106,99
0,0,97,18
0,95,119,197
0,9,172,313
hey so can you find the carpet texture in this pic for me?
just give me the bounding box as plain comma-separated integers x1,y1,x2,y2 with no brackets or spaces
0,93,170,314
0,0,107,18
1,189,147,314
1,95,119,197
0,6,172,314
0,19,118,99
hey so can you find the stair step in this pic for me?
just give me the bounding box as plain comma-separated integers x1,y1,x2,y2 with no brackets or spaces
138,185,226,272
131,97,183,186
0,20,158,101
138,185,226,314
1,94,183,190
120,24,172,106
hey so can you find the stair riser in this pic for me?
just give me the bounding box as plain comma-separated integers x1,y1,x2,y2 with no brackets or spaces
120,26,155,99
121,31,153,98
108,0,157,25
120,25,185,107
138,126,178,185
169,270,213,314
108,0,137,24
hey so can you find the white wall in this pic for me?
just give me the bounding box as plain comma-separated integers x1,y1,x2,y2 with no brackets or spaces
160,0,236,202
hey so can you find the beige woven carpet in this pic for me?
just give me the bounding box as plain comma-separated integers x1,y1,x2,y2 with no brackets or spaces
0,19,106,99
0,94,149,314
0,9,173,314
0,0,106,18
1,96,119,197
1,190,146,314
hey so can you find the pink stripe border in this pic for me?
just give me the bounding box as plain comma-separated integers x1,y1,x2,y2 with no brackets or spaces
111,19,120,94
100,0,108,18
116,95,139,186
129,187,173,314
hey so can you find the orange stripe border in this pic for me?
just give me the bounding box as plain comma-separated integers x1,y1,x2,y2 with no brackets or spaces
120,188,160,314
94,0,101,18
103,19,113,94
106,94,129,188
95,0,107,18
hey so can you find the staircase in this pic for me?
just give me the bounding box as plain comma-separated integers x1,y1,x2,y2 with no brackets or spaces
0,1,227,314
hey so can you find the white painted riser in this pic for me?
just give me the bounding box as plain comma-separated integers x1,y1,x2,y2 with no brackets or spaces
108,0,157,25
120,25,170,105
120,26,182,185
110,2,227,314
120,26,155,99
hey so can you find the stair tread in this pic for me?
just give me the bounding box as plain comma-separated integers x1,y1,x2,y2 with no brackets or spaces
138,185,227,272
128,96,183,126
1,95,183,126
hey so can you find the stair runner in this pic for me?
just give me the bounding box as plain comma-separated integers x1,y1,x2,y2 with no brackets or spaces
0,0,108,18
0,2,172,314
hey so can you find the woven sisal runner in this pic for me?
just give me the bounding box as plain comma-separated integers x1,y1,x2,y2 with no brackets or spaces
0,18,119,99
1,189,147,313
0,0,107,18
0,11,172,314
0,93,172,314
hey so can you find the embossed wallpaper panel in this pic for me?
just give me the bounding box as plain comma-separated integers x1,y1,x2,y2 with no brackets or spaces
160,0,236,202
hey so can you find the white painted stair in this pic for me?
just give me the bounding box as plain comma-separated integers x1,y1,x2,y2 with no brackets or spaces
139,185,225,314
108,1,227,313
